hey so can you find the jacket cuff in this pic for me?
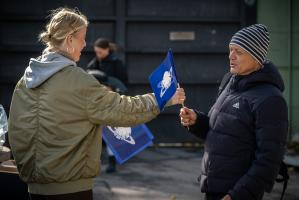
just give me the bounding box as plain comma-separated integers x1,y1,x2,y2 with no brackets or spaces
188,111,202,132
228,190,236,200
188,110,209,138
228,188,256,200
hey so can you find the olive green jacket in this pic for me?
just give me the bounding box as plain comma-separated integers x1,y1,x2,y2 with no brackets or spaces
8,54,159,195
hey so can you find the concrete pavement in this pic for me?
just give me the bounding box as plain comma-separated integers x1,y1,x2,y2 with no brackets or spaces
93,147,299,200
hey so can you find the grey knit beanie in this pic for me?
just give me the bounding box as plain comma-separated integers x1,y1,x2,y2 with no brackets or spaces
230,24,270,64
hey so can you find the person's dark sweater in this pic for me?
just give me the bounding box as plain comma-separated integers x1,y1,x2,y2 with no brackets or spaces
86,53,127,84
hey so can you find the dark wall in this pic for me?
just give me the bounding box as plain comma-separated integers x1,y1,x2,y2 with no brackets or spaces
0,0,256,143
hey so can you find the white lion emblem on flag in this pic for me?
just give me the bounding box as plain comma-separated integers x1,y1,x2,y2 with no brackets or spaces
107,126,136,145
158,67,174,98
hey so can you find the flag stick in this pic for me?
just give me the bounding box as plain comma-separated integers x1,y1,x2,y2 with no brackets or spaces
177,83,185,108
177,83,189,130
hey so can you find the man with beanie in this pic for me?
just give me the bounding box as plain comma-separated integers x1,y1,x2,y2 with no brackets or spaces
180,24,288,200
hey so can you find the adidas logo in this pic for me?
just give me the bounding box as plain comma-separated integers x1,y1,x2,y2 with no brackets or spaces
232,102,239,109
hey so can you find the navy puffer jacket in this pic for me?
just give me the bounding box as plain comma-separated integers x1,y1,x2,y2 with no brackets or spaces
189,61,288,200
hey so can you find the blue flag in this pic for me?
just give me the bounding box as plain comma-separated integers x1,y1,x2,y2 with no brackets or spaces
149,50,178,111
102,124,154,164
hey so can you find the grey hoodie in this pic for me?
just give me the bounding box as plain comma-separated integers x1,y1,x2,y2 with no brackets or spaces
24,51,76,89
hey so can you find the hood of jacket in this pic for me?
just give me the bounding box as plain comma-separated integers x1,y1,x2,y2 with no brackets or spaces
24,51,76,88
232,60,285,92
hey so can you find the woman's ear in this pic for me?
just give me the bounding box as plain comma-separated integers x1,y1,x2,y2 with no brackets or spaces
65,34,73,46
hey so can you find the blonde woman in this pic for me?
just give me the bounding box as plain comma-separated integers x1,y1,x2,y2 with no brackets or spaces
8,8,185,200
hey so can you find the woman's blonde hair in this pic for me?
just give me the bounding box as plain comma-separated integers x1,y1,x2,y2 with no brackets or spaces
39,7,88,51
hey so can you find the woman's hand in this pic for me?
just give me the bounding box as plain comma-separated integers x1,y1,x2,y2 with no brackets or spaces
180,107,197,126
169,87,186,105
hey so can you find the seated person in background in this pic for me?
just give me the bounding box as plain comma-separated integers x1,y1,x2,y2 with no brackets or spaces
86,38,128,85
87,69,127,173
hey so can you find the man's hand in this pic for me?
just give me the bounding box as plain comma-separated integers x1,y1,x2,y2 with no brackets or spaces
179,107,197,126
221,194,232,200
169,88,186,105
